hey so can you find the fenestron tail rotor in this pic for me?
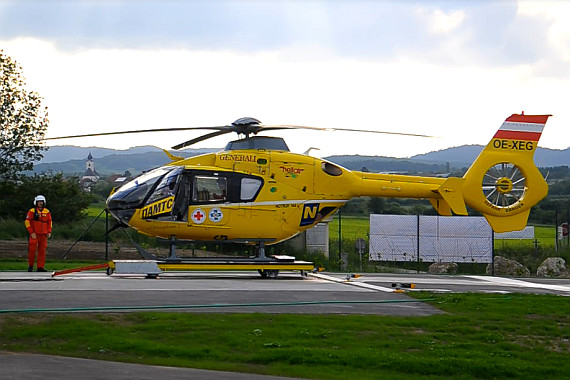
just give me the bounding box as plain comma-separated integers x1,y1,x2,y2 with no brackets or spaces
482,162,526,208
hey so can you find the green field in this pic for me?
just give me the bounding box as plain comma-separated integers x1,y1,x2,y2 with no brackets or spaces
85,203,107,217
0,293,568,379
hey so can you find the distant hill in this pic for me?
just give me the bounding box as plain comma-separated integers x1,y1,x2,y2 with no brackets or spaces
32,144,570,177
324,155,447,173
410,146,570,168
409,145,483,168
34,146,217,175
38,146,163,164
327,146,569,173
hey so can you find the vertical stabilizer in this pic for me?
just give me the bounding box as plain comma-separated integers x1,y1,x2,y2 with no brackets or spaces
462,113,550,232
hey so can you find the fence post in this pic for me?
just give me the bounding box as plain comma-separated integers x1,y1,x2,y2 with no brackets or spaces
491,230,495,276
555,210,558,252
105,209,109,262
417,214,420,273
566,209,570,248
338,208,342,271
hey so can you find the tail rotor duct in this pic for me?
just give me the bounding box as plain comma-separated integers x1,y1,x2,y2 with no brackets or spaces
482,162,526,208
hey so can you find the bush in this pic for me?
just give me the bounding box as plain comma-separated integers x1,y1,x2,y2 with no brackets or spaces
0,218,26,239
0,173,93,223
496,245,570,274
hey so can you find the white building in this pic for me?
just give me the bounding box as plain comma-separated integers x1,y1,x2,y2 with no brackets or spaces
79,153,99,192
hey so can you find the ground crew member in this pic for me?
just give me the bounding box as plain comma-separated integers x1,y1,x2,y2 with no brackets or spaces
24,195,52,272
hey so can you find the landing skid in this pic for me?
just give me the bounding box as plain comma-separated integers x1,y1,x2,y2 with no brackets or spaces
258,269,279,279
119,236,312,278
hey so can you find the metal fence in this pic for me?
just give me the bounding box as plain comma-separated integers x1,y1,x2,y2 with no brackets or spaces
369,215,493,264
326,210,569,274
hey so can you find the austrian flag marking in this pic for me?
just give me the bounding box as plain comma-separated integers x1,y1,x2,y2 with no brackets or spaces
493,114,551,142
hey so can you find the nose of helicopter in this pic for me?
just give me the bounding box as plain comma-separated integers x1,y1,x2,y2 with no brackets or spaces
105,178,152,225
105,166,176,225
106,192,138,225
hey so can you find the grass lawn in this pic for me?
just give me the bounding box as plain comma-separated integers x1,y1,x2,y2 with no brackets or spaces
84,202,108,218
0,259,107,271
0,292,568,379
329,215,370,240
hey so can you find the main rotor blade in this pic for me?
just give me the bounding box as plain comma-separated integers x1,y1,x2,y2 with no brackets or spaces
43,126,229,141
172,130,232,150
261,125,436,138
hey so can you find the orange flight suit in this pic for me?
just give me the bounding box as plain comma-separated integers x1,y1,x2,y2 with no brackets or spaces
25,207,52,269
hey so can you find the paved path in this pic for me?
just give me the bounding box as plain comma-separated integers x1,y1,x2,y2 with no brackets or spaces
0,352,303,380
0,271,441,315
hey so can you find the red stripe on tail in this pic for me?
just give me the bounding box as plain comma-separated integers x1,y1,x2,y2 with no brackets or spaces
493,130,542,141
505,114,550,124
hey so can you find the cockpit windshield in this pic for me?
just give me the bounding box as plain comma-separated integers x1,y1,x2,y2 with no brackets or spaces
109,167,173,209
147,167,182,204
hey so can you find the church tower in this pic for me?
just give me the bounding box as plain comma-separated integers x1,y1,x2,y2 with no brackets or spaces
86,153,96,173
80,152,100,191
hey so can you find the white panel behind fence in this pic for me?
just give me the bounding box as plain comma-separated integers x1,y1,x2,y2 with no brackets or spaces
369,215,493,263
494,226,535,240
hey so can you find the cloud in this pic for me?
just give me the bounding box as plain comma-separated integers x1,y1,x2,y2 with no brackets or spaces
1,1,569,157
430,9,465,34
0,1,293,50
0,0,565,71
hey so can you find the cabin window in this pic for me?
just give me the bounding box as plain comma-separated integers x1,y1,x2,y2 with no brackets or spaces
321,162,343,176
193,176,227,202
240,178,262,200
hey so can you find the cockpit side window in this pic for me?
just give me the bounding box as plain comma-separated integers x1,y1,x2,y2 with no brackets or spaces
192,176,227,202
187,172,263,204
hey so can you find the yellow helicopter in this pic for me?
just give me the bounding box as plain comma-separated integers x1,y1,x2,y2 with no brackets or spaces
47,113,550,261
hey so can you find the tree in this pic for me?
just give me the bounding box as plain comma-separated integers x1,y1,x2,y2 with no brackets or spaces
368,197,386,214
0,173,92,223
90,179,115,201
0,50,48,178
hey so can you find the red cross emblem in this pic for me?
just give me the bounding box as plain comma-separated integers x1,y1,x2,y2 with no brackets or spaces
191,208,206,224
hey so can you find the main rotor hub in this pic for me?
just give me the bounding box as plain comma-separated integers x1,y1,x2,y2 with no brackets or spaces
232,117,261,126
231,117,263,137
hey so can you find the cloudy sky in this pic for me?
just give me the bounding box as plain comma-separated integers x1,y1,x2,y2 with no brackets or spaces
1,0,569,158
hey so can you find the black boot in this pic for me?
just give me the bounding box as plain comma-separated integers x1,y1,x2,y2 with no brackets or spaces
28,266,33,272
37,268,47,272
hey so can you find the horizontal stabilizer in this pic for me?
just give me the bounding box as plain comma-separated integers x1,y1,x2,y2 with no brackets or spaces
436,177,468,215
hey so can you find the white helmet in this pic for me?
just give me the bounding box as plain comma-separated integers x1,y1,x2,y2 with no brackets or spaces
34,195,46,205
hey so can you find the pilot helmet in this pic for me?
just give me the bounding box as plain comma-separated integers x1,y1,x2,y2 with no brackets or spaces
34,195,46,206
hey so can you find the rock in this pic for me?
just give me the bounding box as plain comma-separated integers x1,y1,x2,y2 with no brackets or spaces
486,256,530,277
428,262,458,274
537,257,567,277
